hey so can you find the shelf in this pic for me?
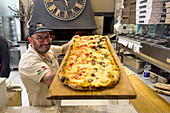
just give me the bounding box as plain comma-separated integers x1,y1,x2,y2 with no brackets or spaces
119,44,170,73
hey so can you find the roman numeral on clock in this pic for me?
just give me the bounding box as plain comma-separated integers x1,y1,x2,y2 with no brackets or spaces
64,11,69,19
55,9,61,17
71,9,77,16
75,2,82,9
45,0,53,3
49,4,56,12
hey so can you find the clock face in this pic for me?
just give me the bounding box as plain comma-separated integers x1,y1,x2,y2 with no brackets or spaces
44,0,86,21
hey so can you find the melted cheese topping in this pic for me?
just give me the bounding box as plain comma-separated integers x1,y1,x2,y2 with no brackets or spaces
62,35,119,88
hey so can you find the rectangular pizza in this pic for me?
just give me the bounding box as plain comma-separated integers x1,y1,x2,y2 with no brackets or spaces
58,35,120,90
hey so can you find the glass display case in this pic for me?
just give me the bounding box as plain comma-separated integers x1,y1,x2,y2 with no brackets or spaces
0,16,20,70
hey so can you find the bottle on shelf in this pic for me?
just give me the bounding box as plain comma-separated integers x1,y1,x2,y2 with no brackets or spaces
143,63,151,79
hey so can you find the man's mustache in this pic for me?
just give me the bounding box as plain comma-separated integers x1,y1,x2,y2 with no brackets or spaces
40,42,51,47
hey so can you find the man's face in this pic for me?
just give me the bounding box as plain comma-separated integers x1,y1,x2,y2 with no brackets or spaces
29,32,52,53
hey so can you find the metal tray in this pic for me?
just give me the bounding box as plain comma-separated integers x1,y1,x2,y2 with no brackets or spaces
123,54,146,74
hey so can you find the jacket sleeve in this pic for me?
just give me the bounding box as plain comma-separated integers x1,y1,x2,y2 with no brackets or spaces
0,38,10,78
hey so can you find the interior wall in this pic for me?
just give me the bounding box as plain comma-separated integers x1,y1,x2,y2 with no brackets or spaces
91,0,115,12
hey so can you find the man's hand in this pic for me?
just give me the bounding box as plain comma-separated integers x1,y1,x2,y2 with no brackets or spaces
61,35,80,54
41,70,57,86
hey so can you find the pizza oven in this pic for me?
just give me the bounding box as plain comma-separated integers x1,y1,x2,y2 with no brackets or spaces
29,0,115,43
30,0,97,43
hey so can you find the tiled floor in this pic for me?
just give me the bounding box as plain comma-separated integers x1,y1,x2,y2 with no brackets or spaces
8,71,137,113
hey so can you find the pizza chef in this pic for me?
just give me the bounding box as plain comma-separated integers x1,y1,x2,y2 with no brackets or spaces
19,23,77,106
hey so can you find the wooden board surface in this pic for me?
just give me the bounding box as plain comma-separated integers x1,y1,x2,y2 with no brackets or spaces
46,36,136,99
129,73,170,112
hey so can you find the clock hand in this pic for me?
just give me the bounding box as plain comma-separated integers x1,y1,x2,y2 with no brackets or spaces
64,0,69,8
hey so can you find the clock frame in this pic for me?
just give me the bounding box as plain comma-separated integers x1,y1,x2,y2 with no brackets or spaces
44,0,86,21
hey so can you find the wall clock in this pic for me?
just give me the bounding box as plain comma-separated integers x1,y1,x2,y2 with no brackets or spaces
44,0,86,21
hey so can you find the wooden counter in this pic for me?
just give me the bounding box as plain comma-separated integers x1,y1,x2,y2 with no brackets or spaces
128,72,170,112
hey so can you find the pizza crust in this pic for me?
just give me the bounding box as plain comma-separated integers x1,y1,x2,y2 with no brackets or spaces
153,88,170,96
66,72,120,91
153,83,170,91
